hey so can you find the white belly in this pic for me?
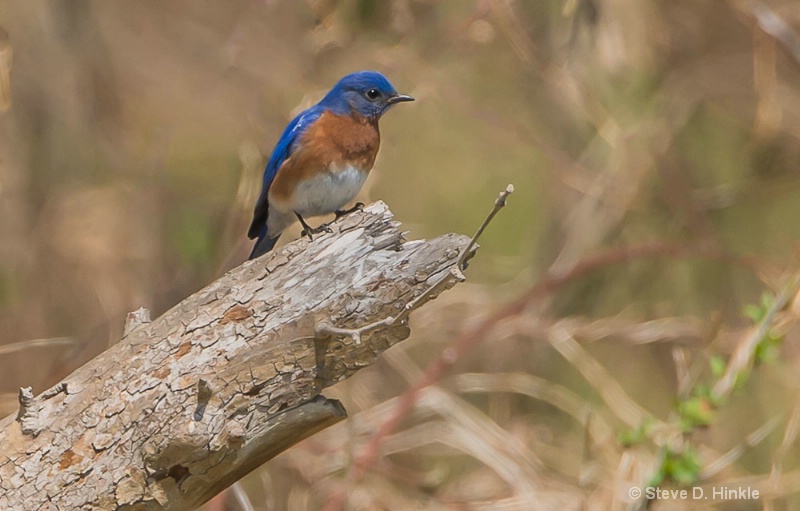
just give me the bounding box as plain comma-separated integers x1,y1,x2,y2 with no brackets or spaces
292,164,368,217
265,164,369,238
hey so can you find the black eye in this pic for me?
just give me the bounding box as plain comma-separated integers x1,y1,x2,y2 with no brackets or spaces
365,88,381,100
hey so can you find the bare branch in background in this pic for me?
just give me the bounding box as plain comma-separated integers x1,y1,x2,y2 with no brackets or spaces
712,270,800,399
733,0,800,67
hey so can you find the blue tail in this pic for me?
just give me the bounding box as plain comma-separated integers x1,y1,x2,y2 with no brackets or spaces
249,228,280,260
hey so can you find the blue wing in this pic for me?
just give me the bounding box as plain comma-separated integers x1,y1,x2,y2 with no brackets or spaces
248,106,323,239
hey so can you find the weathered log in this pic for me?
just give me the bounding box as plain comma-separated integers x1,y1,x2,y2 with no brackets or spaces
0,202,473,510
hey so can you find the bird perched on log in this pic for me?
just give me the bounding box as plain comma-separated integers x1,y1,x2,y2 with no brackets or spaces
247,71,414,259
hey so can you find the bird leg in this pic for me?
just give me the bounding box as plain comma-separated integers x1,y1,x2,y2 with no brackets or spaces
295,212,333,241
335,202,364,219
296,203,364,241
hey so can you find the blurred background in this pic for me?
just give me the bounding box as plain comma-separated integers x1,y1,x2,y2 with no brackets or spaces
2,0,800,509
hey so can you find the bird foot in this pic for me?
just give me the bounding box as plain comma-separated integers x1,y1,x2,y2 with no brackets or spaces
299,222,333,240
295,205,362,242
334,202,365,219
295,212,335,241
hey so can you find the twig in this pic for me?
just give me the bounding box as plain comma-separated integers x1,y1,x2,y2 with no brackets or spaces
701,416,782,479
548,324,655,428
452,372,614,442
0,337,79,356
768,394,800,502
711,269,800,399
230,483,255,511
457,184,514,270
733,0,800,67
316,316,397,346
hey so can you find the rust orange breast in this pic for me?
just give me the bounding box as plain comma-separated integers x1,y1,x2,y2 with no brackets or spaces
269,111,381,206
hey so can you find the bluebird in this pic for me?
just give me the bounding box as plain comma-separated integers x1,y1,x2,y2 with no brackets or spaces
247,71,414,259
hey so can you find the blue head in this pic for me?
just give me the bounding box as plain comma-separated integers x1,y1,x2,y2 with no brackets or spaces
319,71,414,119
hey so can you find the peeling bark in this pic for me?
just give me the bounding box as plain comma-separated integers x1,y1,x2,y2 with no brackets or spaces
0,202,473,511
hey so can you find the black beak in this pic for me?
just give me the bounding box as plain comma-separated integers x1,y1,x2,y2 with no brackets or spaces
387,93,415,104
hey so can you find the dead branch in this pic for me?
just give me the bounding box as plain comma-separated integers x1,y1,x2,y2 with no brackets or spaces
0,201,473,511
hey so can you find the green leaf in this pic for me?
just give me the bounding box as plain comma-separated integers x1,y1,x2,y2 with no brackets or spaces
618,417,655,447
743,292,775,324
677,396,716,430
662,446,702,486
709,355,726,378
761,292,775,311
648,467,666,488
733,369,750,390
754,332,783,364
694,383,711,398
647,449,667,487
743,304,763,323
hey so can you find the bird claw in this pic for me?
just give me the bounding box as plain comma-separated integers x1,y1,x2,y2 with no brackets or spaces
335,202,365,219
300,222,333,240
296,204,360,242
